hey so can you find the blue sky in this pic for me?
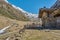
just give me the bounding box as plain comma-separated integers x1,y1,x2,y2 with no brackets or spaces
8,0,56,14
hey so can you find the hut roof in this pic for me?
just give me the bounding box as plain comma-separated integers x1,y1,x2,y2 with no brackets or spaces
38,8,56,18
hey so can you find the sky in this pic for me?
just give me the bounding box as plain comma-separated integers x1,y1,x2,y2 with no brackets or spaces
7,0,57,14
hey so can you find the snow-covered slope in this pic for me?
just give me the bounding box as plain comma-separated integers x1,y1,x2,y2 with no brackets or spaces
5,0,38,19
11,5,38,18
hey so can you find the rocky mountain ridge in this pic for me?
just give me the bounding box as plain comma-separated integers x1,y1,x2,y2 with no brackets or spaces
5,0,38,20
0,0,30,21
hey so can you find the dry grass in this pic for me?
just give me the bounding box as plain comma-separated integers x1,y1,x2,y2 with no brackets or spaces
0,15,60,40
24,30,60,40
0,30,60,40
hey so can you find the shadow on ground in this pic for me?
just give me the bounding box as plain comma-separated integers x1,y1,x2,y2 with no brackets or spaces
25,26,60,30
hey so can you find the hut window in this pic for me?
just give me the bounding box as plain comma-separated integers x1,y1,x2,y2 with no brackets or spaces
47,13,49,17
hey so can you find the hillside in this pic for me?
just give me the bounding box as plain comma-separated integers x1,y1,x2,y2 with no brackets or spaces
0,0,29,21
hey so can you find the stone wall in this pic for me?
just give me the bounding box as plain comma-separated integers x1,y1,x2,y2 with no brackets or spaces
41,12,57,29
56,17,60,29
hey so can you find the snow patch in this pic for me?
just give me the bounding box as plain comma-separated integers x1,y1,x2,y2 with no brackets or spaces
11,5,38,18
4,0,9,3
4,0,38,18
12,5,27,13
